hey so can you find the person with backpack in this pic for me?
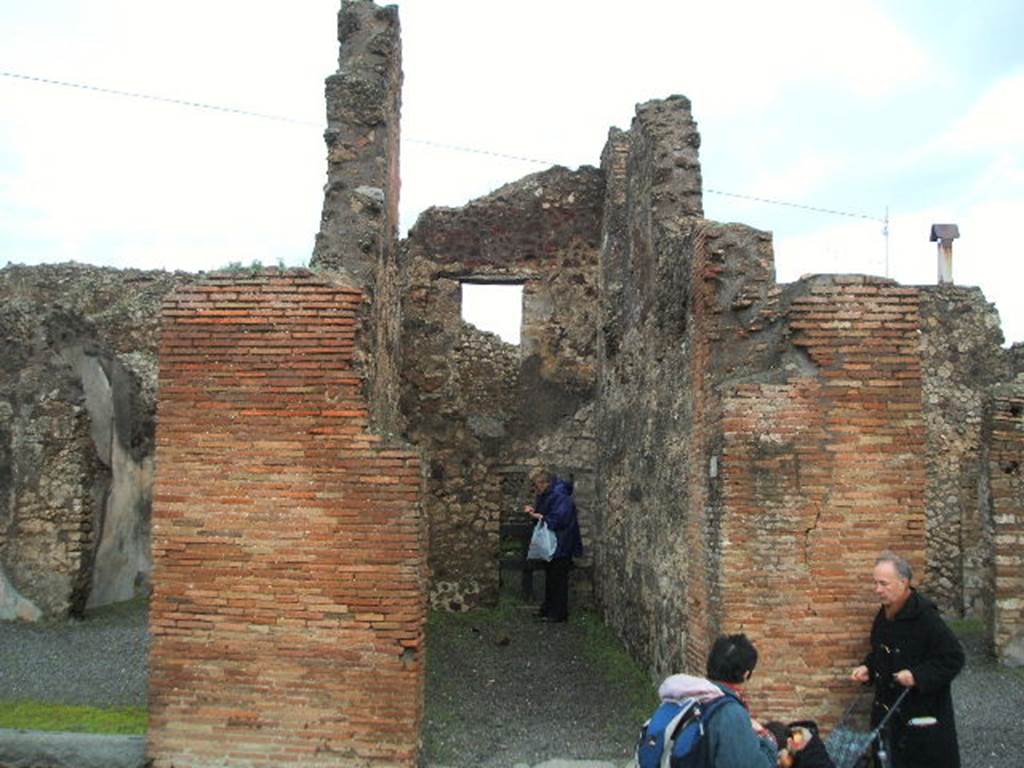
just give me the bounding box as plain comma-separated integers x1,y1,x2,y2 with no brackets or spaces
636,633,779,767
524,467,582,623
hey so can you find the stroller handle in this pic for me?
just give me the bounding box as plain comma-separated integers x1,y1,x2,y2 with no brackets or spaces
871,686,911,737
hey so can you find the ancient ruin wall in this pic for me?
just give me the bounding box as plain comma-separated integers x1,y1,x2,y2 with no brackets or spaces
312,0,404,435
594,96,717,676
594,96,932,726
148,270,425,768
988,381,1024,666
0,264,184,618
401,166,603,609
720,276,928,724
919,286,1008,619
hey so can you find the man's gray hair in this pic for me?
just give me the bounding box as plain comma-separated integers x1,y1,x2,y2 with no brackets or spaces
876,551,913,582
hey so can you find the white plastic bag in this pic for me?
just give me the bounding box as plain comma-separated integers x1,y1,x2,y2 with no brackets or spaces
527,520,557,561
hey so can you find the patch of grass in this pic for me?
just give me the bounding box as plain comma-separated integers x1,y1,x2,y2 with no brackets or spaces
219,259,267,274
574,609,658,725
948,617,985,635
0,700,148,735
427,591,522,630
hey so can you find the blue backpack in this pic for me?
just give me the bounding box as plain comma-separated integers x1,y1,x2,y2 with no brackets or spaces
635,692,738,768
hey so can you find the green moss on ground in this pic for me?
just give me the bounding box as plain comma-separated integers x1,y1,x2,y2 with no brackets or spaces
0,700,148,735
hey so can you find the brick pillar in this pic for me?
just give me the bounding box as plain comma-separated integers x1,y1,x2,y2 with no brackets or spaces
718,276,927,726
990,382,1024,666
147,269,425,768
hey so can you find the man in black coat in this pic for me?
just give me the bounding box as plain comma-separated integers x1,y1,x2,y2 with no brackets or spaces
851,552,965,768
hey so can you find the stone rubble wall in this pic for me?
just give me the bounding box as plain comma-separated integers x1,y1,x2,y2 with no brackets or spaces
311,0,404,435
0,263,184,619
594,98,706,678
919,286,1008,619
401,165,603,610
148,269,425,768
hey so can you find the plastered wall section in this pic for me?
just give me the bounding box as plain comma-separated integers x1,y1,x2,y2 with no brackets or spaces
990,381,1024,665
719,277,927,726
148,270,426,768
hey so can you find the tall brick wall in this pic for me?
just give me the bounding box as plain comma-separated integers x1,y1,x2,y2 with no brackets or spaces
401,166,603,609
719,277,927,724
148,270,425,768
989,381,1024,666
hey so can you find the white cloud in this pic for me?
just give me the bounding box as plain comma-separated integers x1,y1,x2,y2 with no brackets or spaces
930,71,1024,153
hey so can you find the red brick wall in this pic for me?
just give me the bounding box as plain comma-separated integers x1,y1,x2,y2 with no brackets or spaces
990,384,1024,664
719,277,926,726
148,269,425,768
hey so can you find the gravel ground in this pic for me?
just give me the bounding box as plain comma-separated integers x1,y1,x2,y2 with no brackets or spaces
423,600,649,767
0,599,149,708
1,598,1022,768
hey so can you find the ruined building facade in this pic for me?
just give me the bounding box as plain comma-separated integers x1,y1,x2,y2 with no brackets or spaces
1,0,1023,764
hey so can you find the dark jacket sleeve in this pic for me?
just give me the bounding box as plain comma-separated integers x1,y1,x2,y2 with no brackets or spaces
542,492,574,532
861,612,881,680
908,611,965,695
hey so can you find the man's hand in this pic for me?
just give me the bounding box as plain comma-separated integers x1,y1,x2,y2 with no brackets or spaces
851,665,870,683
893,669,916,687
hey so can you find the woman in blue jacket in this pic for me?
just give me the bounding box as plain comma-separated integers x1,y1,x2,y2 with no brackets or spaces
525,467,582,622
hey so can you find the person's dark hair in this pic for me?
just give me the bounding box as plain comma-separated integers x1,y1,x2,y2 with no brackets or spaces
762,721,787,752
706,633,758,684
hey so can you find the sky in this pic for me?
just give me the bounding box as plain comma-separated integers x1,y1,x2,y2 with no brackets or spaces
1,1,1022,344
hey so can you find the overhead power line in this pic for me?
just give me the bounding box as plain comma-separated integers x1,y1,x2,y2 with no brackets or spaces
704,187,885,223
1,70,320,126
0,70,553,165
403,138,555,167
2,69,886,227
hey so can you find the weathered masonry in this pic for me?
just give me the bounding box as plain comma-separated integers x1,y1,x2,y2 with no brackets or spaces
148,271,425,767
989,380,1024,666
147,4,427,766
1,0,1023,762
401,167,603,610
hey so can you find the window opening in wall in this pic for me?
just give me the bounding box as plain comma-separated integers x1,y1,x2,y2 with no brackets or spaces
460,282,523,345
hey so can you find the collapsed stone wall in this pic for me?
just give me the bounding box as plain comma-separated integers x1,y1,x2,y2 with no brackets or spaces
401,166,603,609
0,263,184,619
919,286,1008,619
988,381,1024,666
148,270,425,767
594,97,711,676
312,0,404,435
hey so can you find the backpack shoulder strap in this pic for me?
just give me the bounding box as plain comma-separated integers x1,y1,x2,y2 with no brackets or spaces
698,689,744,721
